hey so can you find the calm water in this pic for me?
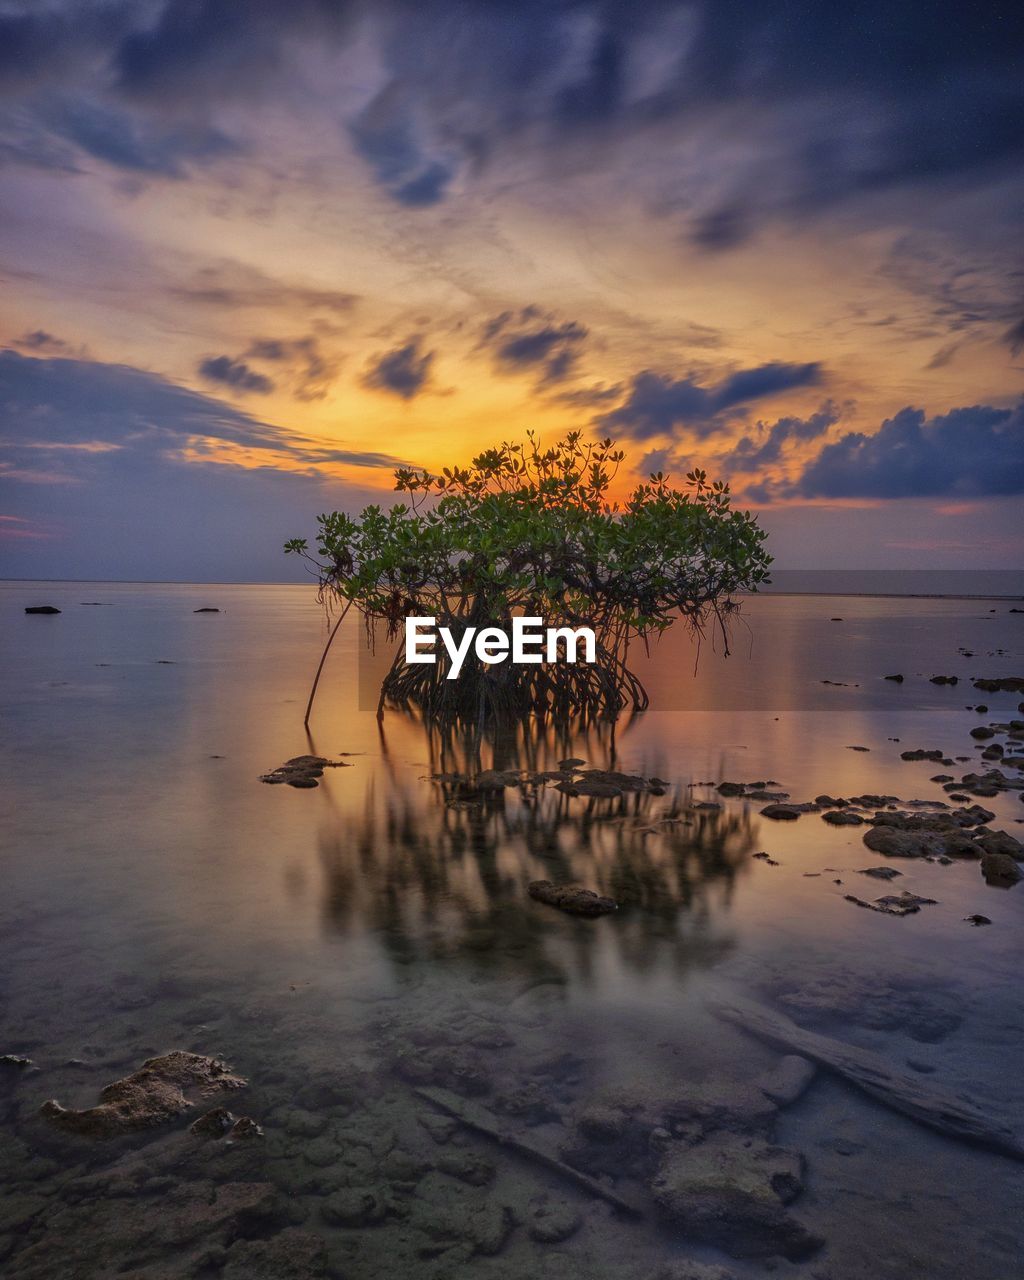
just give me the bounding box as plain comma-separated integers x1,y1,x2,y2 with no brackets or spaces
2,581,1023,1279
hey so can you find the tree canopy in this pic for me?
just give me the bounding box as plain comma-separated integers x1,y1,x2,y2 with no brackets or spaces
287,431,771,722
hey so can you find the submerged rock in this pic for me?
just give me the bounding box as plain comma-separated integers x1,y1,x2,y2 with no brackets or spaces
528,880,618,917
651,1134,821,1261
650,1263,738,1280
527,1197,582,1243
221,1229,327,1280
189,1106,237,1138
40,1050,246,1137
964,914,992,926
858,866,902,880
755,1055,817,1107
844,891,937,917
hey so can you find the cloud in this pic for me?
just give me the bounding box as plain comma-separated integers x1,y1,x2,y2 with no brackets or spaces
724,402,842,472
0,349,406,472
14,330,72,354
1004,317,1024,357
794,403,1024,498
600,361,823,438
245,335,341,401
198,355,275,395
0,348,416,579
36,97,239,177
361,338,433,399
480,308,589,386
167,260,358,315
349,90,456,208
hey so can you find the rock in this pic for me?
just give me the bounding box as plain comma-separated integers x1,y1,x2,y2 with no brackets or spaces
221,1229,328,1279
930,675,958,685
752,852,780,865
193,607,220,613
823,810,862,825
559,757,586,768
964,914,992,926
650,1263,738,1280
437,1151,495,1186
651,1134,821,1261
900,749,945,762
24,605,61,614
857,866,902,880
755,1055,817,1107
228,1116,264,1140
189,1107,236,1138
528,880,617,917
8,1179,283,1277
321,1188,393,1227
40,1051,246,1137
884,673,905,682
980,852,1021,887
0,1054,33,1071
760,805,800,821
970,726,996,740
973,677,1024,693
976,829,1023,860
527,1198,582,1243
260,754,352,788
844,891,937,916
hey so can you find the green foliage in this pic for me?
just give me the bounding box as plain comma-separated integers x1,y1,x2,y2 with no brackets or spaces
287,430,771,717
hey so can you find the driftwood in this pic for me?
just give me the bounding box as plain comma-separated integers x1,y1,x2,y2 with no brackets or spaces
414,1085,643,1218
710,994,1024,1162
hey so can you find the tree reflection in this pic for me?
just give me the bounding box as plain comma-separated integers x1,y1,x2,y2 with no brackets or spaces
313,713,755,985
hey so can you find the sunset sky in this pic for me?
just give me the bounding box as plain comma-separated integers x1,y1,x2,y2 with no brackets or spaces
1,1,1022,580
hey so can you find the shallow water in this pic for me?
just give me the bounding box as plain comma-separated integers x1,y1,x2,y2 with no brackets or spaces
2,581,1023,1279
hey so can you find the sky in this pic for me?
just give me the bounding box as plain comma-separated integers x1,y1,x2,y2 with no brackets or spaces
0,0,1022,581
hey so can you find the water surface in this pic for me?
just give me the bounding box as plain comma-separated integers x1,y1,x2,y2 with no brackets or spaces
2,581,1023,1279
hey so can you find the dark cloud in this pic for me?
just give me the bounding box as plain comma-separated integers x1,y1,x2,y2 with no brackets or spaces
38,97,239,177
480,308,588,385
361,338,433,399
0,1,1018,244
724,402,842,472
1004,317,1024,358
245,335,340,401
0,349,406,470
600,361,823,438
14,330,71,353
198,355,275,394
166,261,358,314
349,90,455,208
0,349,416,579
794,403,1024,498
